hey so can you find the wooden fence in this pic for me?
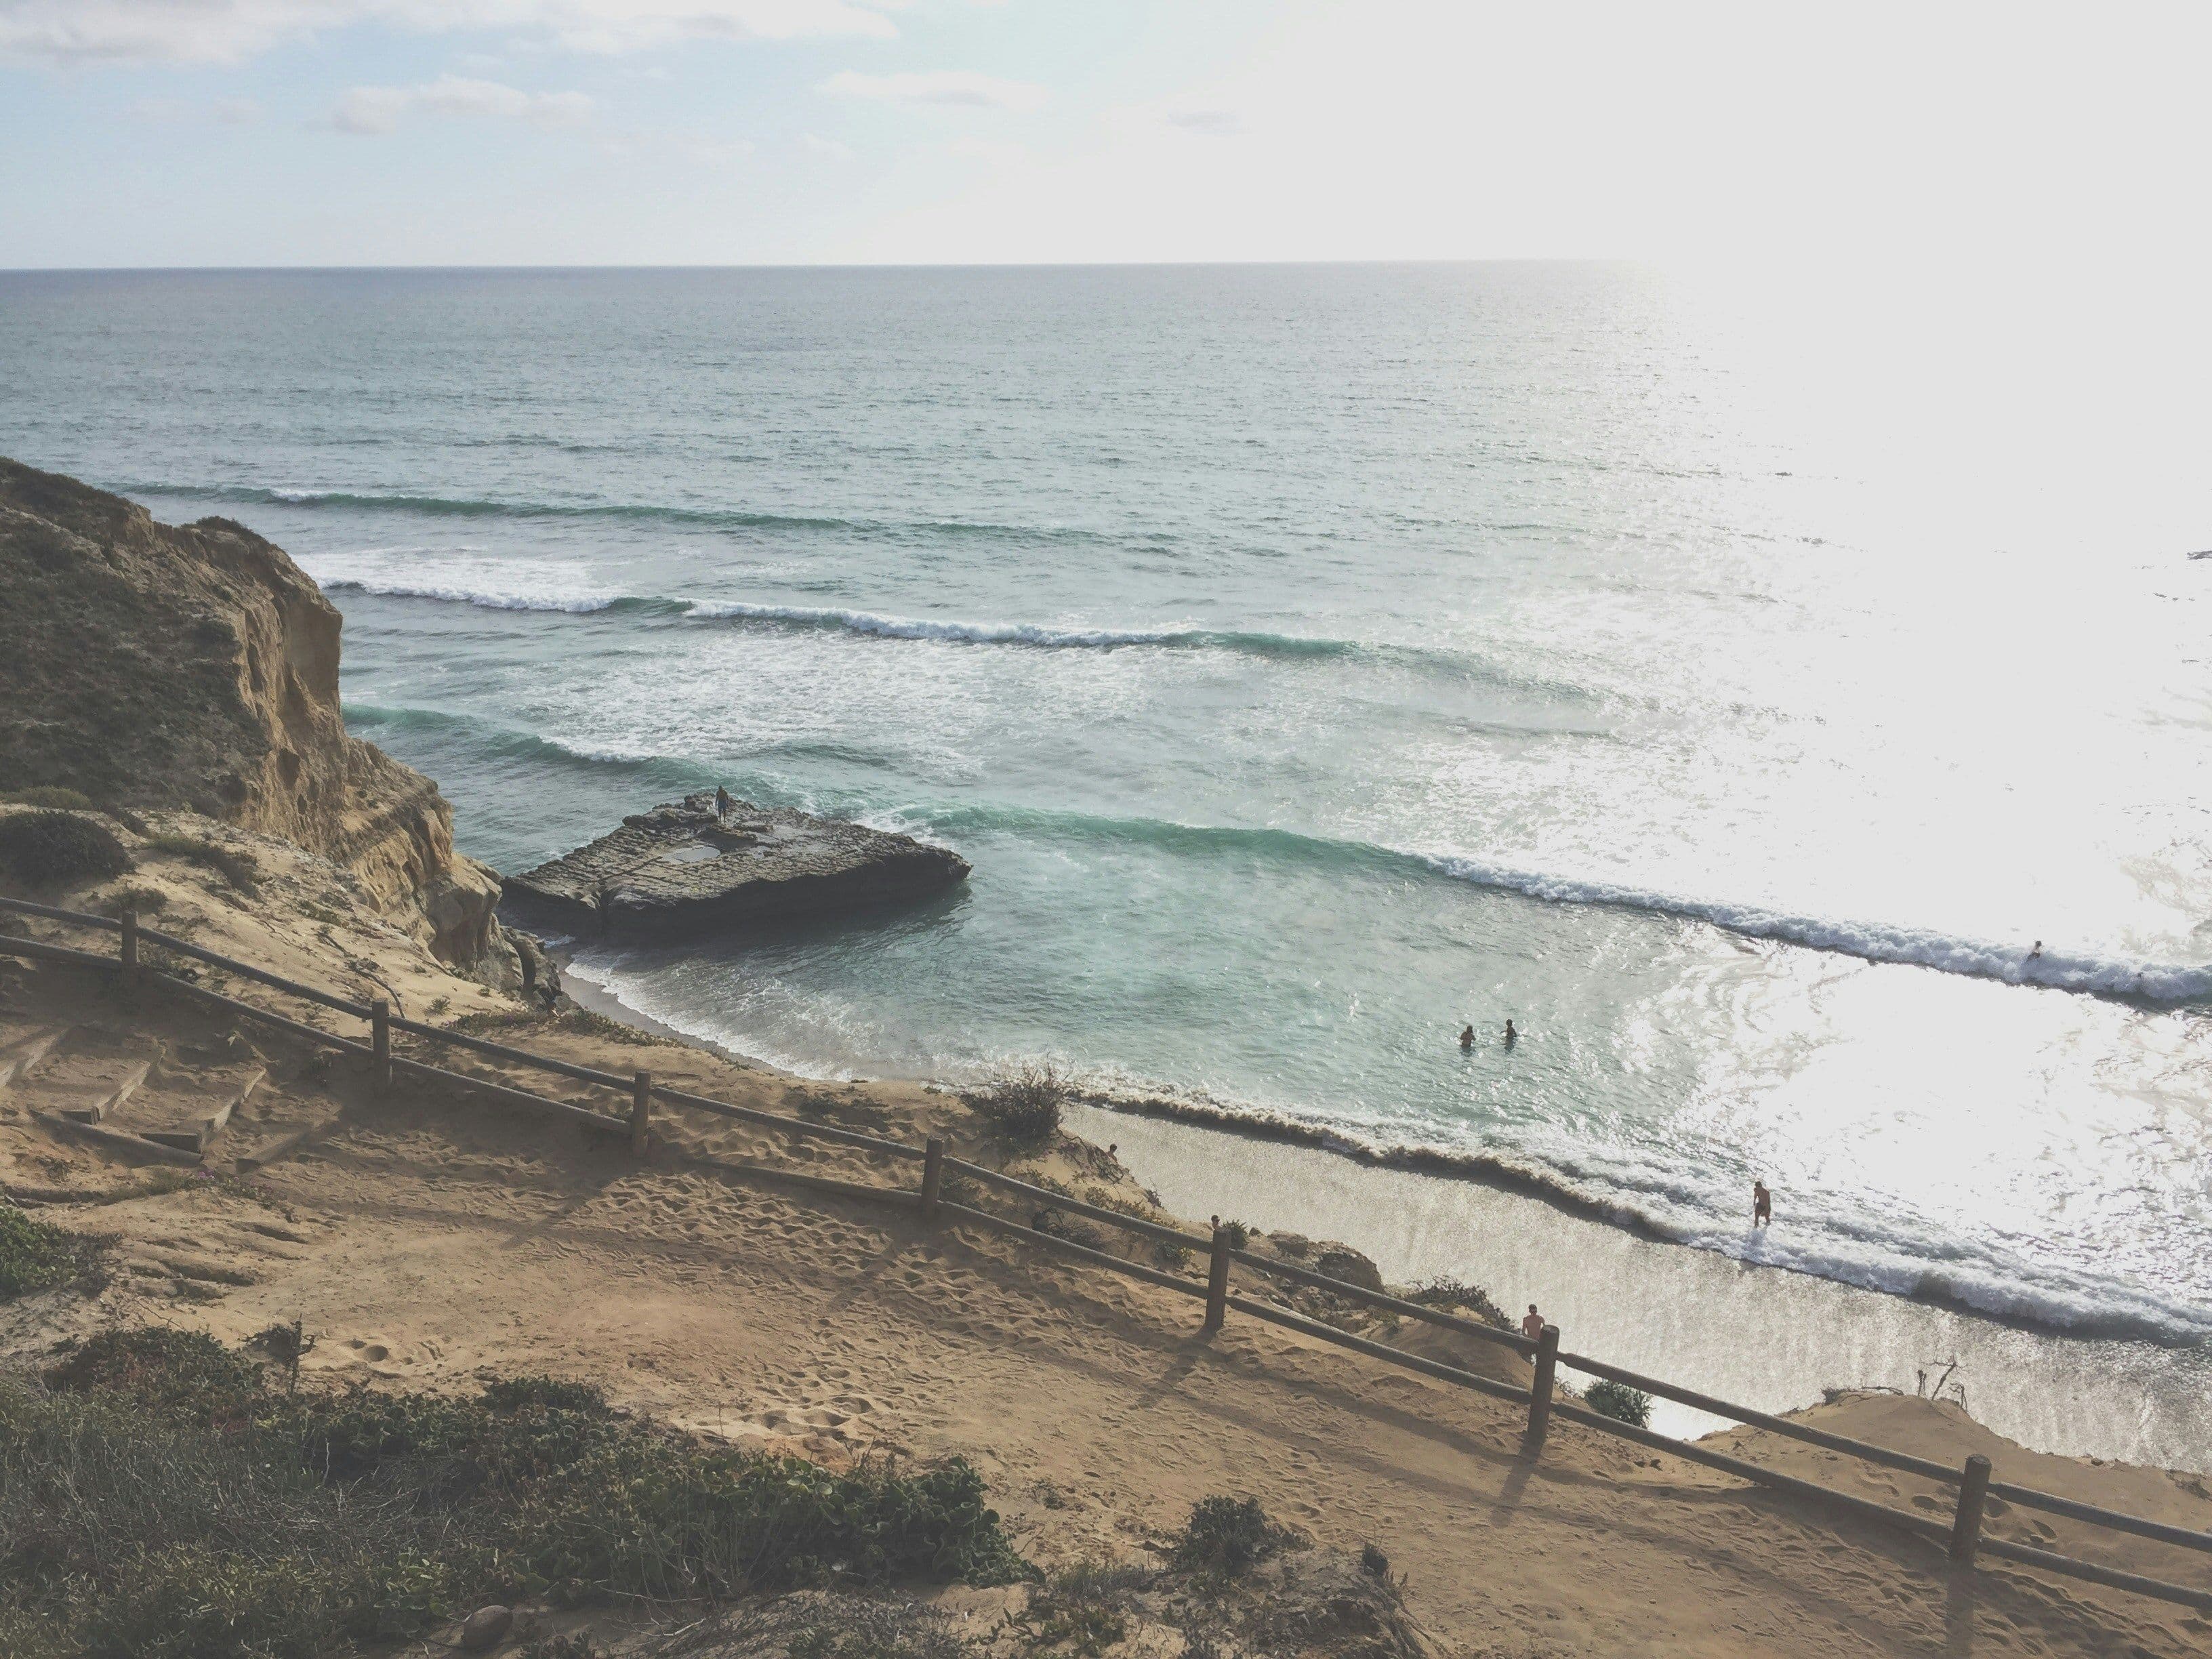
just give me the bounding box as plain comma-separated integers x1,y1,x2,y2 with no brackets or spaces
2,892,2208,1617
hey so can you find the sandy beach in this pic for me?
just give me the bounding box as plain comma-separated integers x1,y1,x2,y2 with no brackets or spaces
1071,1102,2212,1469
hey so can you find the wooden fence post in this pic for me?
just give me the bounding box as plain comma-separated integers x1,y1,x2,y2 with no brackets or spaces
630,1070,653,1155
371,1000,391,1094
1203,1225,1231,1334
921,1137,945,1219
1526,1324,1560,1442
1950,1454,1992,1564
119,908,139,991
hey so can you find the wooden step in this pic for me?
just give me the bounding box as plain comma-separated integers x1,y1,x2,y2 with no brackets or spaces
131,1067,264,1155
0,1024,69,1090
45,1058,152,1125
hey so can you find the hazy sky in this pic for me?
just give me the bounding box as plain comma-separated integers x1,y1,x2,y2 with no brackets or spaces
1,1,2208,269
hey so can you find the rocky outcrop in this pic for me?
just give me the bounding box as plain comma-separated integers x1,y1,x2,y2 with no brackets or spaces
505,792,970,940
0,458,512,982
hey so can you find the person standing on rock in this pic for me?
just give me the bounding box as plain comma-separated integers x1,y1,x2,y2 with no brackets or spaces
715,785,732,818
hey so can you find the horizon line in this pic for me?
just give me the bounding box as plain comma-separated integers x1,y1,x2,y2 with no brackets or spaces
0,256,1654,276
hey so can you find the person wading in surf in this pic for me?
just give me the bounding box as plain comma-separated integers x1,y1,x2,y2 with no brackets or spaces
1753,1180,1772,1227
1458,1023,1475,1050
1504,1019,1517,1047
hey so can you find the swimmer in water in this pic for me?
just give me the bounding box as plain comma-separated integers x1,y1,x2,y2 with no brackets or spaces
1504,1019,1517,1046
2028,940,2043,960
1458,1024,1475,1050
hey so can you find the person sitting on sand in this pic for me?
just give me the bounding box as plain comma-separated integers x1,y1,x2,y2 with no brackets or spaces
1521,1304,1545,1342
1504,1019,1517,1046
1753,1180,1771,1227
1458,1023,1475,1050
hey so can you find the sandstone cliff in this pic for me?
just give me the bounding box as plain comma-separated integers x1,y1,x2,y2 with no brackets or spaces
0,457,512,981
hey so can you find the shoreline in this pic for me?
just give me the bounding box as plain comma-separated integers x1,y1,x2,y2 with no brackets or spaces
535,932,2212,1471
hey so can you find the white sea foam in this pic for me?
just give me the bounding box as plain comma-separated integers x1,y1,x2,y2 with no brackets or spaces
686,599,1192,649
1645,1191,2212,1343
312,573,624,614
1421,853,2212,1002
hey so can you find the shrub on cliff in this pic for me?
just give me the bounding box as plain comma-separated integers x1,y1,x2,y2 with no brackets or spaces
145,831,260,894
5,1326,1030,1659
964,1061,1067,1149
1174,1496,1294,1578
1404,1275,1513,1332
1583,1378,1653,1429
0,809,131,887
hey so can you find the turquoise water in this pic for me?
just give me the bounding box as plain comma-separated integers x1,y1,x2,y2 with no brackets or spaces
2,264,2207,1349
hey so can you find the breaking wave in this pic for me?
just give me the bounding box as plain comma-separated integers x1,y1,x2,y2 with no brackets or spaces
903,802,2210,1004
684,598,1359,659
313,575,1391,662
129,479,1141,547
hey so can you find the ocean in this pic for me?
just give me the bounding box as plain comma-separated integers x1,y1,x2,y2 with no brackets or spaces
3,263,2207,1364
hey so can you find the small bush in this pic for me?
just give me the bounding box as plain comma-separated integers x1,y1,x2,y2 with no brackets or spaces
2,786,96,811
144,832,260,894
1014,1563,1145,1659
250,1320,318,1391
963,1061,1067,1149
0,810,132,886
1173,1496,1288,1578
1404,1276,1513,1332
0,1206,106,1299
100,884,169,917
1583,1378,1653,1429
1360,1541,1391,1578
1030,1207,1105,1249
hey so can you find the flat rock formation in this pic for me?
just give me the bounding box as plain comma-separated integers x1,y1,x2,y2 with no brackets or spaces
504,792,969,939
0,457,512,982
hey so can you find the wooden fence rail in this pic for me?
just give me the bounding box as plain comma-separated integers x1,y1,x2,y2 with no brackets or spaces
1,892,2207,1616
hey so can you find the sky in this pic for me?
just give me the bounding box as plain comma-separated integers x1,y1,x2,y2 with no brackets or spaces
1,1,2210,270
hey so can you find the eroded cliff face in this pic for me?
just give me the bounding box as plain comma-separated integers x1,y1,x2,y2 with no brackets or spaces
0,457,512,979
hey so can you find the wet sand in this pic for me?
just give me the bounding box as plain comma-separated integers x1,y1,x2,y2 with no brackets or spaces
1070,1102,2212,1470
